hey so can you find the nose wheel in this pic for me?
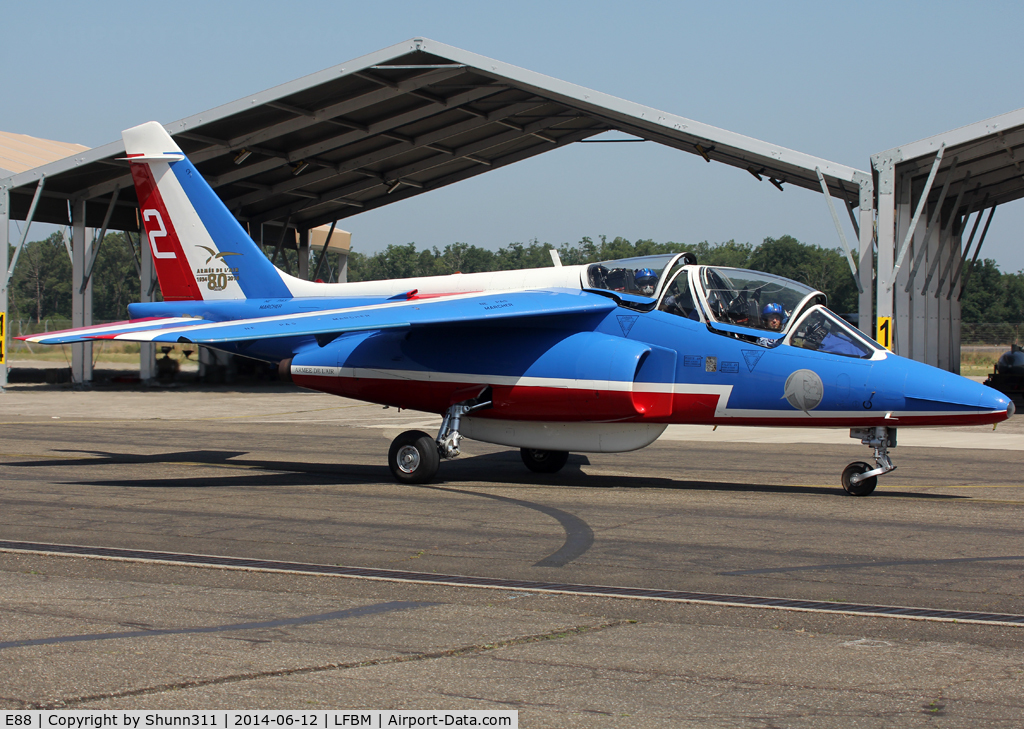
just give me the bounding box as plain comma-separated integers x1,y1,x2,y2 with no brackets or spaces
842,461,877,496
843,427,896,496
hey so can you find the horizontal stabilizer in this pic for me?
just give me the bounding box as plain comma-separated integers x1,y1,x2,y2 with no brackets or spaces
17,317,219,345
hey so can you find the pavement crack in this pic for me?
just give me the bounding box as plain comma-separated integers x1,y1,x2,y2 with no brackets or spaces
27,620,632,709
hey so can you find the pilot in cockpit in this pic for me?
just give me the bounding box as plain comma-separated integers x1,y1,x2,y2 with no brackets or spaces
762,303,785,331
634,268,658,297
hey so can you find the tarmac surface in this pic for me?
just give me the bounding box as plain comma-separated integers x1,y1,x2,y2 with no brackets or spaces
1,382,1022,726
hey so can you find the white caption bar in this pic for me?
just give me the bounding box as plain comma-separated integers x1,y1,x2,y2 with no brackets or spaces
0,712,517,729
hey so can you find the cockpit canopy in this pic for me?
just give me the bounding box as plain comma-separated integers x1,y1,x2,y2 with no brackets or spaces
698,267,824,333
586,252,694,301
587,254,881,359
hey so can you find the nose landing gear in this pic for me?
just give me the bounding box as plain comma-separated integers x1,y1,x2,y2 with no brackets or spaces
843,427,897,496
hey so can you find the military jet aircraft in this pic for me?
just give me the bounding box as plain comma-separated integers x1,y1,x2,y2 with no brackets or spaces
21,122,1015,495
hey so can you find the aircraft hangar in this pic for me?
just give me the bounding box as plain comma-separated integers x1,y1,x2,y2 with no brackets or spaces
1,37,1021,388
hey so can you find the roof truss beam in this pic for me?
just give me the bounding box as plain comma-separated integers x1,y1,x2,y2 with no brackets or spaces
208,86,512,191
69,67,472,203
301,125,603,229
249,116,605,225
225,100,549,210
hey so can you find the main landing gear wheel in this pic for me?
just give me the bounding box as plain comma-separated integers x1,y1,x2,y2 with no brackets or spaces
389,430,440,484
842,461,877,496
520,448,569,474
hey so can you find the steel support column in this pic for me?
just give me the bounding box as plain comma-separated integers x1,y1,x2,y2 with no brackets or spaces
337,251,348,284
298,228,309,280
0,184,9,391
935,224,952,370
948,226,963,373
856,177,874,338
922,211,941,367
894,174,912,356
70,199,93,385
908,210,927,361
875,163,896,332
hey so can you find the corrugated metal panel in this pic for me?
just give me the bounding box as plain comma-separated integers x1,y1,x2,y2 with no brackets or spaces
0,131,89,175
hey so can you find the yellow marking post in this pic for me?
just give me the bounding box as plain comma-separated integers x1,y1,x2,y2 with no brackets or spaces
0,311,5,364
876,316,893,351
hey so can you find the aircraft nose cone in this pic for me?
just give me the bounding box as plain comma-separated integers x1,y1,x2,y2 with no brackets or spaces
1008,399,1016,420
900,357,1012,425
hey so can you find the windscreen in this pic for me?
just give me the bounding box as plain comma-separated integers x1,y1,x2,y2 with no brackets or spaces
789,307,880,358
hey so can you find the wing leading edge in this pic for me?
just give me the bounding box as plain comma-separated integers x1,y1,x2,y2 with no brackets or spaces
23,289,615,347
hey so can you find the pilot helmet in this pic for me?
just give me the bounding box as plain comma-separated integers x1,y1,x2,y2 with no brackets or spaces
634,268,658,296
762,302,784,329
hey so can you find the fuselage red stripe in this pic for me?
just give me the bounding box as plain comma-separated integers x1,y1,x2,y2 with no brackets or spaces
291,373,1004,427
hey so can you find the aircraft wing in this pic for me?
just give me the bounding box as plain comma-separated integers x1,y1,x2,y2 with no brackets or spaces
17,317,220,345
34,289,616,346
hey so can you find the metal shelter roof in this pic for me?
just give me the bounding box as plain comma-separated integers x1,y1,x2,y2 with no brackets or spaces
2,37,867,236
871,107,1024,215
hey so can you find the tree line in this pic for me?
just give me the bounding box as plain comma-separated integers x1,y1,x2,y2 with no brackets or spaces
7,232,1023,327
346,234,1024,322
7,231,139,330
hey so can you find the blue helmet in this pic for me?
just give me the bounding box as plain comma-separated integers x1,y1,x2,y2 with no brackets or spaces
635,268,657,285
762,302,784,317
634,268,658,295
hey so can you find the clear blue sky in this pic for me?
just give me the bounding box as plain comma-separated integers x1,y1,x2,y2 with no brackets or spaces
3,0,1022,272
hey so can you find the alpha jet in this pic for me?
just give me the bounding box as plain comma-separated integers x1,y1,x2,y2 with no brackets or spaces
22,122,1015,495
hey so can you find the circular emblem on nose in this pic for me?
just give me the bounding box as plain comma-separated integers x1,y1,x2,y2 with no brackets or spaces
783,369,824,412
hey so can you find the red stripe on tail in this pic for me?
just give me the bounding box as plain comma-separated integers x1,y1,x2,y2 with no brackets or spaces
131,163,203,301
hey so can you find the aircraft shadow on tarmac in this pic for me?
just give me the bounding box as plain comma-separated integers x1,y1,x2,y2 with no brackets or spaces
6,448,965,499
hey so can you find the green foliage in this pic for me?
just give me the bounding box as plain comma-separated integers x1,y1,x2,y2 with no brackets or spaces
347,234,861,311
92,232,143,320
960,259,1024,323
7,232,72,323
747,235,859,313
8,231,141,324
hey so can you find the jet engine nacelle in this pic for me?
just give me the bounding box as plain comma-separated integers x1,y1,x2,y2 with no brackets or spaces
286,328,675,422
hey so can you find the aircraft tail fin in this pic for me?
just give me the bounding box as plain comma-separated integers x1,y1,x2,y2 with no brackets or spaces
123,121,293,301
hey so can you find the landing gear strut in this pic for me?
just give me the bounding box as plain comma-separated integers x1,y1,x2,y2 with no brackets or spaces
843,427,896,496
387,398,491,484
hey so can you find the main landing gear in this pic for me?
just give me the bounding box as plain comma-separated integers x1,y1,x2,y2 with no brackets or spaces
842,426,897,496
387,399,491,484
520,448,569,473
